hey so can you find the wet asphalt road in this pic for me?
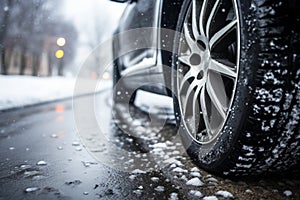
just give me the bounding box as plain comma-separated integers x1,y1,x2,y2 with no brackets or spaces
0,88,188,200
0,88,300,200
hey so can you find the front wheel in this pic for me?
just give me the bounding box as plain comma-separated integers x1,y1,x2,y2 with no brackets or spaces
172,0,300,176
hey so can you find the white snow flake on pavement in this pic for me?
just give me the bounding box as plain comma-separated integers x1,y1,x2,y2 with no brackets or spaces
215,190,234,198
154,186,165,192
164,158,183,166
137,185,143,190
180,175,188,181
133,189,143,196
186,177,204,186
207,177,218,182
168,192,179,200
24,187,40,193
150,143,168,149
203,196,218,200
36,160,47,166
75,147,82,151
172,167,188,173
50,134,58,138
190,190,203,197
72,141,81,146
283,190,293,197
151,177,159,182
131,169,147,174
128,175,136,180
57,146,63,150
190,167,200,172
245,189,253,194
190,171,201,177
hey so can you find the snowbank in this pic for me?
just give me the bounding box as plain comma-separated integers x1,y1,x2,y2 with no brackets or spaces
0,75,109,110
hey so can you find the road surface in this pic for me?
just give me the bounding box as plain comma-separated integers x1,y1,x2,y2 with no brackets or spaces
0,88,299,200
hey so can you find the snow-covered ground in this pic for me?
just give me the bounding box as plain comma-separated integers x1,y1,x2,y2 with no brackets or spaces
0,74,173,111
0,75,110,110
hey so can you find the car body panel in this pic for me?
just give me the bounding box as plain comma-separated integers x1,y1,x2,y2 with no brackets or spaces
113,0,166,93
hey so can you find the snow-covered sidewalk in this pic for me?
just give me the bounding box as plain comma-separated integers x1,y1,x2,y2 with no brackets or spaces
0,75,109,110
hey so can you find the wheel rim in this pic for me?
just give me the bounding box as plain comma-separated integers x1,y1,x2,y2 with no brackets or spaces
177,0,240,144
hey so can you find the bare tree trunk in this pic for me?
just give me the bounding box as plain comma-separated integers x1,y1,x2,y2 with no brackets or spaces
58,59,64,76
0,0,13,74
5,47,13,74
20,48,26,75
0,49,7,74
47,52,52,76
32,54,38,76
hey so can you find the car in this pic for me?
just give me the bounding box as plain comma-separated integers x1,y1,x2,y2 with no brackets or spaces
110,0,300,176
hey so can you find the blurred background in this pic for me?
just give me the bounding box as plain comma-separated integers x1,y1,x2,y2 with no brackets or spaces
0,0,125,77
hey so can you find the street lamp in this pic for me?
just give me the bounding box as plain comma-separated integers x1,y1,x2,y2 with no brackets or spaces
56,37,66,47
55,49,64,59
56,37,66,76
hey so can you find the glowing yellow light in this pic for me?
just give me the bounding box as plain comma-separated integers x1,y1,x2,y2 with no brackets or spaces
56,37,66,46
102,72,110,80
55,50,64,59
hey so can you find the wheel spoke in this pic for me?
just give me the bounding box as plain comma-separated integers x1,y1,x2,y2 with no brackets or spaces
183,23,196,52
210,59,237,78
178,55,191,67
209,19,237,48
199,0,208,36
206,73,228,119
181,80,198,115
206,0,220,39
200,87,211,135
178,66,198,91
192,0,200,39
191,84,204,133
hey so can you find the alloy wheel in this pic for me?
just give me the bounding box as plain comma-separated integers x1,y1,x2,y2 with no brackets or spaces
177,0,240,144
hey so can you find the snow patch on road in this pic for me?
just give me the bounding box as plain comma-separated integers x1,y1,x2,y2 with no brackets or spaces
215,190,234,198
203,196,218,200
186,177,204,186
190,190,203,197
168,192,179,200
154,186,165,192
283,190,293,197
172,167,188,173
131,169,147,174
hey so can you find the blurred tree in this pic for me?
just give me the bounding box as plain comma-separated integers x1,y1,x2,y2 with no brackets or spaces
0,0,78,76
0,0,14,75
45,19,78,76
84,4,112,78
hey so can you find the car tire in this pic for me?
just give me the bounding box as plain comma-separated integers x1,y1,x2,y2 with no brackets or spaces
172,0,300,176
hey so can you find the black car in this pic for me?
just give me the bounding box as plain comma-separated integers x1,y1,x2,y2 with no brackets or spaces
110,0,300,176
